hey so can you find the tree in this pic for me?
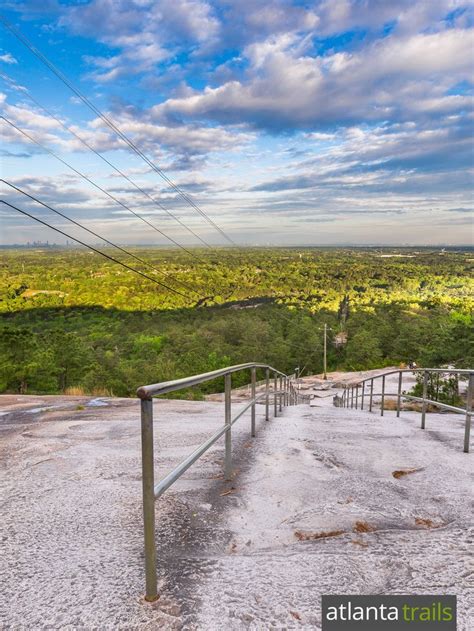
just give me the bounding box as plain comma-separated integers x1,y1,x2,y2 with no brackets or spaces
49,331,92,391
344,330,383,371
0,327,56,393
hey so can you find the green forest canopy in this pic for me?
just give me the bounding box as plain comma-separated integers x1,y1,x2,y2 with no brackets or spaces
0,246,472,397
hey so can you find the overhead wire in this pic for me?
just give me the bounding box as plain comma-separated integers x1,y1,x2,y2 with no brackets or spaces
0,115,207,262
1,185,321,360
0,72,214,250
0,198,193,299
0,15,237,246
299,348,324,378
256,304,335,360
0,24,325,356
1,179,204,298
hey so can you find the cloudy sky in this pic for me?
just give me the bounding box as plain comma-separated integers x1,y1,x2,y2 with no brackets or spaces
0,0,473,247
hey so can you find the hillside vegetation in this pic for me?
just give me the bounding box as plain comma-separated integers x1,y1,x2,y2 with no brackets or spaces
0,247,472,397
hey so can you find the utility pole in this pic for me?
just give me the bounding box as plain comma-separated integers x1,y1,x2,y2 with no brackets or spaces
323,323,327,380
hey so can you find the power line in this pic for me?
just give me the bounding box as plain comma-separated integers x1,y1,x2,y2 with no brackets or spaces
1,189,323,359
258,305,334,357
1,115,207,262
1,179,203,298
0,15,237,246
0,199,193,299
299,347,324,378
0,72,214,250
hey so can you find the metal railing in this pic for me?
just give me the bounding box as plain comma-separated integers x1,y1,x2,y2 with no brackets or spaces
340,368,473,453
136,362,301,601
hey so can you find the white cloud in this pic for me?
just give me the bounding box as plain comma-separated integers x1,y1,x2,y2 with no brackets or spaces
4,102,63,131
3,0,474,245
305,132,336,141
0,53,18,64
316,0,470,35
154,27,474,130
0,91,253,166
61,0,220,82
85,110,254,157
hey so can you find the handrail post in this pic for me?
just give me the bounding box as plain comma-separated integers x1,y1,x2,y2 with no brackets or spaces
355,385,359,409
274,372,278,417
463,373,473,453
251,366,256,437
265,368,270,420
225,373,232,480
397,371,402,417
361,381,365,410
369,378,373,412
279,375,283,412
140,398,158,602
380,374,385,416
351,387,354,408
421,370,428,429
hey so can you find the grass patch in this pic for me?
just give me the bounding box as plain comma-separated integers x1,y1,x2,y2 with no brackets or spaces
353,520,376,533
65,386,113,396
392,467,423,479
415,517,441,528
295,529,344,541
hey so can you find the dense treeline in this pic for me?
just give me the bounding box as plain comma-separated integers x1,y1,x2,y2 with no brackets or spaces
0,247,472,397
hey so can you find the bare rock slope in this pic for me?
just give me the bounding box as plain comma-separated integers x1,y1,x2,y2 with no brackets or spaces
0,390,472,630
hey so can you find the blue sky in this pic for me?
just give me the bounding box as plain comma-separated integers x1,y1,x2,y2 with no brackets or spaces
0,0,473,246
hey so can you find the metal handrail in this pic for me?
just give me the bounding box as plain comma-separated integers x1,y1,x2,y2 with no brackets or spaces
350,391,467,415
340,368,473,454
346,368,473,380
137,362,288,399
153,391,270,499
136,362,301,601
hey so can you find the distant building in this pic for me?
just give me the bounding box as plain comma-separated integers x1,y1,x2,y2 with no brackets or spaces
334,331,348,348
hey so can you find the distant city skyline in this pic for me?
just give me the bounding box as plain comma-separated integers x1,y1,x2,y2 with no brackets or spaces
0,1,473,246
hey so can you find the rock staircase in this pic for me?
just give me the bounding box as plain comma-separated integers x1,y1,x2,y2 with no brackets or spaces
0,383,472,629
